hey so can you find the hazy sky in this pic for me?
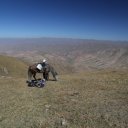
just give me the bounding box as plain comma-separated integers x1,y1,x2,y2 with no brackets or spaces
0,0,128,40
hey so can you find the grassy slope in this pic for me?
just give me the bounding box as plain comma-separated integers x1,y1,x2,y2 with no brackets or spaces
0,55,27,77
0,70,128,128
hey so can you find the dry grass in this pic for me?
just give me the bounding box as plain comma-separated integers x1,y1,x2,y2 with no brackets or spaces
0,55,27,77
0,70,128,128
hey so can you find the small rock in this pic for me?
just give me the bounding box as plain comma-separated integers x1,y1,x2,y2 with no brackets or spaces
61,118,68,126
45,104,51,108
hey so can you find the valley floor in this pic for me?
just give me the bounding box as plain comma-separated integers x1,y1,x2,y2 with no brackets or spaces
0,70,128,128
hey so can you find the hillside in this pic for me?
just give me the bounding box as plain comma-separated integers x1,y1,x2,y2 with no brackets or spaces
0,39,128,127
0,55,27,77
0,38,128,73
0,71,128,128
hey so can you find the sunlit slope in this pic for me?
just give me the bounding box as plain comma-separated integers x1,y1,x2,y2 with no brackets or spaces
0,55,27,77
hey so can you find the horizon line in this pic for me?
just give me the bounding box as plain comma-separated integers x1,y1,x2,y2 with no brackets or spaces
0,36,128,42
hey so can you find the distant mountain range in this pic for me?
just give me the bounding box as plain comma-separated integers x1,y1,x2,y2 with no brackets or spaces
0,38,128,73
